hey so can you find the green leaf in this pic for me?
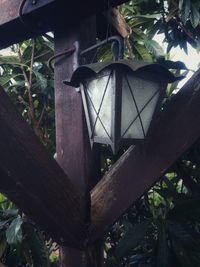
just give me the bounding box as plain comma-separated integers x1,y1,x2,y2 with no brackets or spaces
6,217,23,244
190,4,200,28
131,28,146,40
158,60,188,70
33,70,48,91
166,7,179,22
179,0,184,11
0,237,7,257
23,222,50,267
167,72,187,95
33,100,39,109
115,220,151,258
133,43,153,61
43,39,54,51
1,209,18,218
0,220,10,230
180,0,191,24
144,39,164,58
0,56,29,69
0,76,13,87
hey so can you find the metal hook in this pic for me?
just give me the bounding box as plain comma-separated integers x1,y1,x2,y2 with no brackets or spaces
80,36,124,61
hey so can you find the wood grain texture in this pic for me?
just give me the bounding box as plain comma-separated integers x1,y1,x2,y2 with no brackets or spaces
90,68,200,241
0,0,55,48
54,17,97,267
104,8,132,38
0,0,127,48
54,18,96,199
0,86,86,248
0,0,19,23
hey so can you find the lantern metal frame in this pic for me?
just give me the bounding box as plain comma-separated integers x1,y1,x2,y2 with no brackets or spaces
64,36,180,153
79,66,168,153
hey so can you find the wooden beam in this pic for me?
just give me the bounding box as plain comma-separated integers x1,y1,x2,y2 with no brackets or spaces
90,68,200,241
0,86,86,249
0,0,128,49
0,0,55,48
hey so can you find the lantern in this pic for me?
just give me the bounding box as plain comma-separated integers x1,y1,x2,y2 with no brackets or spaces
64,39,179,153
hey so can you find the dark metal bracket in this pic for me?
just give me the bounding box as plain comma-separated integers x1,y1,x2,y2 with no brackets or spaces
80,36,124,61
19,0,44,32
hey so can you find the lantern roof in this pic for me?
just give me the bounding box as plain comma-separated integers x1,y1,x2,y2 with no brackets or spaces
64,60,182,87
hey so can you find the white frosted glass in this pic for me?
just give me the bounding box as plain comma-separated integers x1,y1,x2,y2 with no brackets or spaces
121,76,138,135
121,73,160,139
86,71,112,138
140,92,159,134
123,117,143,139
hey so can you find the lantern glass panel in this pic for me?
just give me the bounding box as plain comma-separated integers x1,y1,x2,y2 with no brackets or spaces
121,73,160,139
84,70,113,139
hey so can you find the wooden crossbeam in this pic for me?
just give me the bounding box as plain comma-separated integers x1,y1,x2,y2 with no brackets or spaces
0,0,54,48
0,0,128,49
90,68,200,241
0,86,86,249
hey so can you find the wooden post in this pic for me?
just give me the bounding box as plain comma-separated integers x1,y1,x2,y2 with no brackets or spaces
54,17,97,267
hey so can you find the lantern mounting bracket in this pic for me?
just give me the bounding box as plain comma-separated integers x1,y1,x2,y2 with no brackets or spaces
80,36,124,61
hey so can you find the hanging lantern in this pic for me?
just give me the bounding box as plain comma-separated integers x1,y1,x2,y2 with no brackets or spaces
64,38,179,153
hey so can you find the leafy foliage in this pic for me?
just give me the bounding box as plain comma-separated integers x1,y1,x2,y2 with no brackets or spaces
0,37,55,153
104,140,200,267
121,0,200,54
0,36,57,266
0,194,52,266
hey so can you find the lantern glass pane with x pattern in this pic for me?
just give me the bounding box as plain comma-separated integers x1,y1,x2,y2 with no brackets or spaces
80,66,166,153
121,71,160,140
83,69,113,140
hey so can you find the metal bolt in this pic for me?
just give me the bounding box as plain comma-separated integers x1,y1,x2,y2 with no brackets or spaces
32,0,37,5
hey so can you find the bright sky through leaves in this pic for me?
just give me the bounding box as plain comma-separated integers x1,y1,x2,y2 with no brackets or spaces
155,33,200,88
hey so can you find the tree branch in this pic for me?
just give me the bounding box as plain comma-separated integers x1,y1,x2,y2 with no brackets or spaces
28,38,36,124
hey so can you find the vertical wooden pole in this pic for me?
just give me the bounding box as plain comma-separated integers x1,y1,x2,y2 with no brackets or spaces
54,17,96,267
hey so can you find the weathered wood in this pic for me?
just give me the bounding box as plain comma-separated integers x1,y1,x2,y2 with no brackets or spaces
54,18,96,215
90,68,200,241
0,0,55,48
54,17,97,267
104,8,132,38
0,86,86,248
0,0,128,49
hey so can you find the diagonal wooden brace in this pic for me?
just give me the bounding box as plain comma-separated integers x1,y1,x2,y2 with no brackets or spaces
90,68,200,241
0,86,86,248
